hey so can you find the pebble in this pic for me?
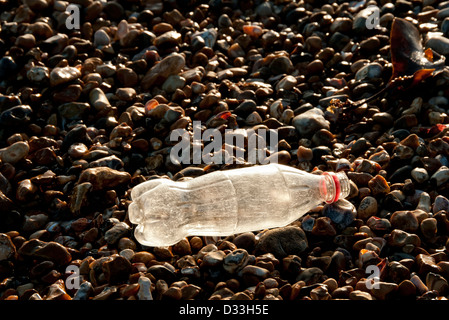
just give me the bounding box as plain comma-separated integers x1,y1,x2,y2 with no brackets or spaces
420,218,438,238
296,267,323,285
102,255,132,284
58,102,90,120
324,199,357,232
310,284,331,300
355,63,383,81
0,233,16,261
432,195,449,213
223,249,250,274
426,272,448,295
276,75,297,91
430,166,449,187
16,179,38,202
93,29,110,47
357,196,378,220
104,222,130,245
426,36,449,55
77,167,131,191
368,175,390,196
232,232,256,252
89,88,110,111
349,290,374,300
416,254,440,274
202,250,226,268
73,282,93,300
0,141,29,164
27,66,49,82
390,211,419,232
292,108,330,138
397,280,416,297
241,265,270,286
0,104,33,126
0,57,17,80
162,75,186,93
116,67,138,87
370,281,398,300
141,53,185,90
137,276,153,300
255,226,308,259
417,192,431,212
154,31,182,49
410,274,429,295
18,240,72,265
70,182,92,214
2,0,449,302
115,88,136,101
49,66,81,87
269,56,294,75
388,229,421,248
411,167,429,183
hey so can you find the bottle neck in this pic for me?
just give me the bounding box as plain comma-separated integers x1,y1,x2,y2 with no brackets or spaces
320,172,350,204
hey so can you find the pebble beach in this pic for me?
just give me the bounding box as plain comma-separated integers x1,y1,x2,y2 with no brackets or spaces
1,0,449,302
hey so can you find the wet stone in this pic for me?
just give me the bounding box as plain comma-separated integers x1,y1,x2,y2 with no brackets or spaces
0,105,33,127
367,216,391,232
77,167,131,191
416,254,440,275
202,250,225,268
430,166,449,187
292,108,330,138
0,141,29,164
433,195,449,213
50,66,81,87
70,182,92,214
18,240,72,265
390,211,419,232
142,53,185,90
322,199,356,230
223,249,250,274
368,175,390,196
370,281,398,300
276,75,297,91
27,66,49,82
355,63,383,81
420,218,438,238
137,276,153,300
255,226,308,259
269,56,293,75
411,168,429,183
241,265,270,286
426,36,449,55
232,232,256,252
0,233,16,261
102,255,132,284
311,216,336,236
357,196,378,220
426,272,448,295
104,222,130,245
16,179,38,202
296,267,323,285
58,102,90,120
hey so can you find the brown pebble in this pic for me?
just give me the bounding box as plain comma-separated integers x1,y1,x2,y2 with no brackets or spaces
368,175,390,196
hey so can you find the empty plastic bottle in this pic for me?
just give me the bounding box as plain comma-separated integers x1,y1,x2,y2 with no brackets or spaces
128,163,350,247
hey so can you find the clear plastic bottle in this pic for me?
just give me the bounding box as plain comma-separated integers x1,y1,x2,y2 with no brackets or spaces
128,163,350,247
